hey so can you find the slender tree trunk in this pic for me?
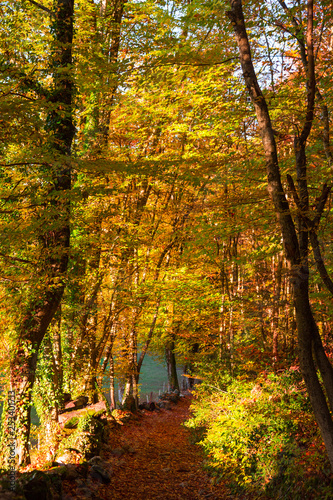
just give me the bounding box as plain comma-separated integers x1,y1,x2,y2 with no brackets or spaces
165,337,179,392
272,255,282,367
52,313,64,409
109,355,116,410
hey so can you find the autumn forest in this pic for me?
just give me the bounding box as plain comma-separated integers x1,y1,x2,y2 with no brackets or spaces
1,0,333,497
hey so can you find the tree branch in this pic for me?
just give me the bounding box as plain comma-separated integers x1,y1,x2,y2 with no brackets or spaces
286,174,301,210
313,184,331,229
0,253,35,265
309,231,333,296
227,0,300,265
26,0,55,16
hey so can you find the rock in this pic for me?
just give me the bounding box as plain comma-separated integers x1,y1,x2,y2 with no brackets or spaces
0,476,26,499
63,393,72,403
22,470,62,500
55,449,82,465
47,466,67,478
166,393,179,403
64,465,80,481
110,447,125,457
76,462,89,478
74,396,89,409
111,409,133,423
93,408,106,417
64,416,79,429
57,414,105,461
158,392,178,403
64,401,76,411
158,401,172,410
89,465,112,484
88,456,104,466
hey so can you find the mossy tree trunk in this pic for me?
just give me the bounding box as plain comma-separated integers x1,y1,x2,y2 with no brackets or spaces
0,0,74,468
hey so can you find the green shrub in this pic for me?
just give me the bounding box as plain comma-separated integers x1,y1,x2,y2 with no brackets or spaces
185,369,332,498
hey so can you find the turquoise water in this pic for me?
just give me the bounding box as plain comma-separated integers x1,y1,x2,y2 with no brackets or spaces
0,354,185,428
103,353,184,403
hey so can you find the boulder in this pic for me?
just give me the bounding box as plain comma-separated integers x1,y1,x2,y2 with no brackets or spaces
22,471,62,500
88,456,104,466
64,465,81,481
165,393,179,403
110,447,125,457
111,409,133,424
158,401,172,410
55,448,82,465
57,414,105,461
63,393,72,404
64,417,79,429
73,396,89,410
46,466,67,478
89,465,112,484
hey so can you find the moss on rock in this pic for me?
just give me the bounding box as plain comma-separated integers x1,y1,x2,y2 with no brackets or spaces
56,414,105,461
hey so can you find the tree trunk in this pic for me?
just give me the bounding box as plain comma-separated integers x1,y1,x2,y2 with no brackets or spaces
52,313,64,410
165,337,179,392
271,255,282,367
228,0,333,469
0,0,74,468
109,355,116,410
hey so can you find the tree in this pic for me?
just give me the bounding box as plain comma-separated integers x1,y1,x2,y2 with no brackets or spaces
227,0,333,468
0,0,74,467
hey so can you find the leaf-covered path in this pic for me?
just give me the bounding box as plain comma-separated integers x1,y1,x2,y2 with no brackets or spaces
63,396,232,499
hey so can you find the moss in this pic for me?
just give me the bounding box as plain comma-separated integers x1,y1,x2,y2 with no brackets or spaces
92,409,107,418
64,416,79,429
57,414,104,461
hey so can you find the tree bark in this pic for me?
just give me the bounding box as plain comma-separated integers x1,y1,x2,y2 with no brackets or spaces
227,0,333,469
165,336,180,392
0,0,74,468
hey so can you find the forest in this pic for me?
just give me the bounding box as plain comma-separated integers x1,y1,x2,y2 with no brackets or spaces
1,0,333,497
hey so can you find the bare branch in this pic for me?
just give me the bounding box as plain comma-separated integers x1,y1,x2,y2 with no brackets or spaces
313,184,331,229
286,174,301,210
310,231,333,296
0,253,35,265
26,0,55,16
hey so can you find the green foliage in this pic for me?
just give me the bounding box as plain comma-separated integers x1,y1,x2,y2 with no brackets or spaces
33,333,59,424
186,369,333,498
1,0,333,478
58,413,104,460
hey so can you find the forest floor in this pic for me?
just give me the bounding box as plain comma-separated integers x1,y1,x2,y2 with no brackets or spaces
61,395,239,500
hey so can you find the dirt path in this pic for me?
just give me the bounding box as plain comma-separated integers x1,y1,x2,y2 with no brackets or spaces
63,396,232,499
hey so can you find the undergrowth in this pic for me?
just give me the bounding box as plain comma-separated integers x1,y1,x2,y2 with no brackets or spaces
185,367,333,499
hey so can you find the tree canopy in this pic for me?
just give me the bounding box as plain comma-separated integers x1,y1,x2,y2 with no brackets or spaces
1,0,333,493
